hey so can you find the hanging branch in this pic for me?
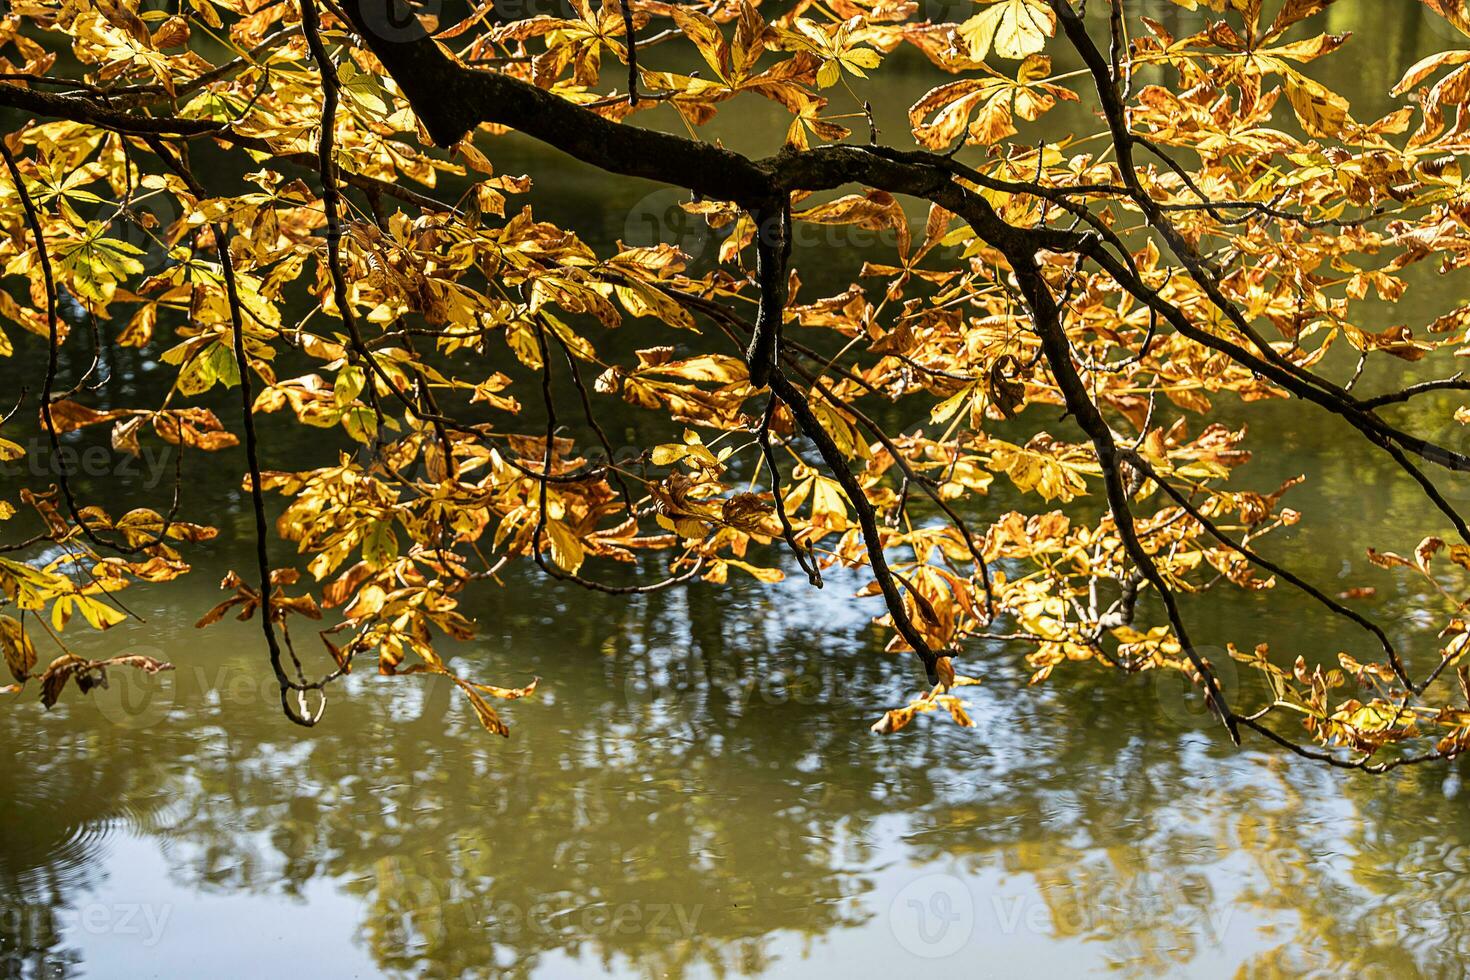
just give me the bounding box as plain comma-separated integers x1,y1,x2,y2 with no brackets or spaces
548,328,638,512
1121,449,1412,691
528,318,704,595
145,136,330,727
674,285,997,622
745,199,791,390
757,394,822,588
0,138,183,559
1005,242,1240,742
768,372,942,683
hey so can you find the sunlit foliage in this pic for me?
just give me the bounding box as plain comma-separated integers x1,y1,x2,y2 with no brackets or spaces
1,0,1470,769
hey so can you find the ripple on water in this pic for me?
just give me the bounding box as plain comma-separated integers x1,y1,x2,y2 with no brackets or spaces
0,804,116,895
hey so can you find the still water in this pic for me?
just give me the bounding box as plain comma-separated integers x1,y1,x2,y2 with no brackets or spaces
4,4,1470,977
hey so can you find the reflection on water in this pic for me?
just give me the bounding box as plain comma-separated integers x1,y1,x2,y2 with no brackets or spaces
3,573,1470,978
5,3,1470,977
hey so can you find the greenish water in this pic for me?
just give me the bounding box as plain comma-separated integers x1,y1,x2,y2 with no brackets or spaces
3,4,1470,977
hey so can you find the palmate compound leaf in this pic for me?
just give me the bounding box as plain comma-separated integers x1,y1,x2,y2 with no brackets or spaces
958,0,1056,63
908,55,1076,150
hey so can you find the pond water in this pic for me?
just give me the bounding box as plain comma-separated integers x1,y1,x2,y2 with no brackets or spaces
3,4,1470,977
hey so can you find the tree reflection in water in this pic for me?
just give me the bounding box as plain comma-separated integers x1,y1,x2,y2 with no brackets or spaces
2,562,1468,977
